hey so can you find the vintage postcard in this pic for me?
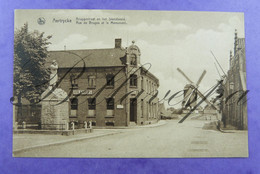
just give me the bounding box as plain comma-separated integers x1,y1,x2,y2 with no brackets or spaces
12,9,248,158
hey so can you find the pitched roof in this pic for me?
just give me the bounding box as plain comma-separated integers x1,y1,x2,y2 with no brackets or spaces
47,48,126,68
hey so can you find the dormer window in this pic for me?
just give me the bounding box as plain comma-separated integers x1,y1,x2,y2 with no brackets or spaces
70,74,78,88
88,75,96,88
130,54,137,65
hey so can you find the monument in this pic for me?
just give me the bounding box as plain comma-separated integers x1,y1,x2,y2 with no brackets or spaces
41,60,69,130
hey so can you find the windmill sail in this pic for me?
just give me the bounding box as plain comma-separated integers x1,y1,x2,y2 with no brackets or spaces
177,68,209,109
177,68,193,84
196,70,206,87
190,86,217,110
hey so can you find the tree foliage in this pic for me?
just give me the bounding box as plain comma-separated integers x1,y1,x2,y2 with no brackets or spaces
13,23,52,103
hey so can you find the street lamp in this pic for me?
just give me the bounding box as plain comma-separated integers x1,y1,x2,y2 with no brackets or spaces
229,82,234,90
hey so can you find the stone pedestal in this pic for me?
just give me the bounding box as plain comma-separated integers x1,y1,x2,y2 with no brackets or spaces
41,87,69,130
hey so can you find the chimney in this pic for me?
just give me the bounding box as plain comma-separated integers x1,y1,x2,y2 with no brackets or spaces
115,38,122,48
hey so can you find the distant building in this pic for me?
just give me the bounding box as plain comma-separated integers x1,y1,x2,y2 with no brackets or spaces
44,39,160,127
159,102,167,116
222,30,247,130
13,98,41,124
203,104,217,115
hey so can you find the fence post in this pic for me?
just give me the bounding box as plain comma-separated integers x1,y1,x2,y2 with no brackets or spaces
71,122,75,130
66,122,69,130
22,121,26,129
84,121,87,130
89,121,92,129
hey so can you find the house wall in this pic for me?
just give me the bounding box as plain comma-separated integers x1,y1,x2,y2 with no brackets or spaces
137,75,160,125
58,66,128,127
222,35,247,130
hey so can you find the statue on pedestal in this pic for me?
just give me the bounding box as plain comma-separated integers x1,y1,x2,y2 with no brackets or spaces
41,59,69,130
49,60,58,87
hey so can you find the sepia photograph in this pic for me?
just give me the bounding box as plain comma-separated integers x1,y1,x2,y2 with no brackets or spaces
12,9,248,158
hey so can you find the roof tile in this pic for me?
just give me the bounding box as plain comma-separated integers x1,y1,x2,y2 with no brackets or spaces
47,48,126,68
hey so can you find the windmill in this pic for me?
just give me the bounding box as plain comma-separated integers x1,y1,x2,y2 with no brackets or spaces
177,68,216,110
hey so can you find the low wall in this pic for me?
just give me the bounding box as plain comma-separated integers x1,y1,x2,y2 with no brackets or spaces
13,128,93,136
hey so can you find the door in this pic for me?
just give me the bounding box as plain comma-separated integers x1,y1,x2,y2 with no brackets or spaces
130,98,137,122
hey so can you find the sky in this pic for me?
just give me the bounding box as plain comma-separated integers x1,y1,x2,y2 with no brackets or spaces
15,10,245,108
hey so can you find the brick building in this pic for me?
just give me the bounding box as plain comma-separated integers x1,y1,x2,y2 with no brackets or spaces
47,39,160,127
222,31,247,130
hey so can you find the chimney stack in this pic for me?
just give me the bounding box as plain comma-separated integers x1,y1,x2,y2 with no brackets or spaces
115,38,122,48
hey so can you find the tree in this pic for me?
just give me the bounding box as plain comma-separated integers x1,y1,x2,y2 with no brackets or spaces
13,23,52,105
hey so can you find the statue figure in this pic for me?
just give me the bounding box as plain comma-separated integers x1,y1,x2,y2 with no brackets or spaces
49,60,58,87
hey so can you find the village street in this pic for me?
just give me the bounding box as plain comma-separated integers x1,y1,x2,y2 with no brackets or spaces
13,119,248,158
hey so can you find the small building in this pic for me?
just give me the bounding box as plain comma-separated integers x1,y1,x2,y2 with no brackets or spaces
159,102,167,116
203,104,217,115
46,39,160,127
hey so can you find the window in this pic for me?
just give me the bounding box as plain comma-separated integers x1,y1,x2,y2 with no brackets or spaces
149,103,152,118
130,54,137,65
70,74,78,88
70,98,78,117
141,77,144,89
141,99,144,118
106,98,114,110
106,121,115,126
71,98,78,110
146,80,148,93
88,98,96,117
106,98,114,116
88,75,96,88
151,83,154,94
106,74,114,86
147,102,150,118
130,74,137,87
151,103,153,118
154,104,156,118
149,81,151,93
88,98,96,110
153,103,156,118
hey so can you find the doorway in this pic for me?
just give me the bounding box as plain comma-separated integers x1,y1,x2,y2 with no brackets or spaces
130,98,137,122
